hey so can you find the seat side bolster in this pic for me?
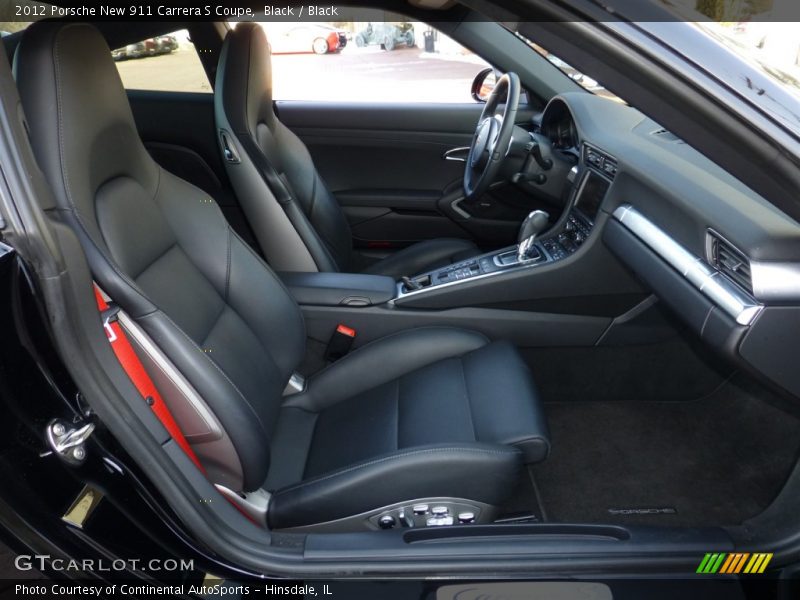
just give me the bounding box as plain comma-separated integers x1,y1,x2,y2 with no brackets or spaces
283,326,490,412
267,443,522,529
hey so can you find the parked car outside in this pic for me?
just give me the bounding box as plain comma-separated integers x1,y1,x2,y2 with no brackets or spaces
264,23,341,55
354,22,415,50
154,34,178,54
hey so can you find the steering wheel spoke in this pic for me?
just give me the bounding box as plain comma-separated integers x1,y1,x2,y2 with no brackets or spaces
463,72,520,201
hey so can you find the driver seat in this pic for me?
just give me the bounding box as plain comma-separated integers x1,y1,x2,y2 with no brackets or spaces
215,23,479,278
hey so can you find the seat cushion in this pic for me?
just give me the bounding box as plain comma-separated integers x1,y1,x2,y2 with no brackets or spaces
361,238,479,279
266,327,549,528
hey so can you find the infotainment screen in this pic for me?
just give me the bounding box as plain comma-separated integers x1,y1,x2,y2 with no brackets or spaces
575,171,611,222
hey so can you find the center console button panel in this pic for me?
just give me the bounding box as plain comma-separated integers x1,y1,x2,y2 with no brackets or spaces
541,210,592,260
400,209,595,295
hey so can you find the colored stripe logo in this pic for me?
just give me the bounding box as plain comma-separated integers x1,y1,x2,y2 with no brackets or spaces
696,552,773,574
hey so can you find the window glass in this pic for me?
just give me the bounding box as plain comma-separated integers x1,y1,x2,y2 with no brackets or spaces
0,0,49,35
512,32,626,104
112,30,211,94
234,21,490,103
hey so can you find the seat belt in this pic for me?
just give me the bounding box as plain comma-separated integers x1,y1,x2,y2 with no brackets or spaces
92,284,205,473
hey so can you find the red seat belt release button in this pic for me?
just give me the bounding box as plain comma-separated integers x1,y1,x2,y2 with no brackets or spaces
326,324,356,361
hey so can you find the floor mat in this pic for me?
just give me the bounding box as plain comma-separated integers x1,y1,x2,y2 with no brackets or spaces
531,375,800,526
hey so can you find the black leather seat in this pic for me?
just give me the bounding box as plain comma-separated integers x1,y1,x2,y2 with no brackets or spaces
214,23,479,279
15,22,549,530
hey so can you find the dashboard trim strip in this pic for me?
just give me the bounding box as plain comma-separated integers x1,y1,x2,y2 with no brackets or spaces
612,204,762,326
749,261,800,302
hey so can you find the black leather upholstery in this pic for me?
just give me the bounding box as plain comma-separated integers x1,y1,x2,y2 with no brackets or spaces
278,272,397,306
16,22,550,530
215,23,479,277
15,22,304,491
267,328,548,528
361,238,478,280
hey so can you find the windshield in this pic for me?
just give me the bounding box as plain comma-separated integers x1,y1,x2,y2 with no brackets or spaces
514,34,626,103
694,21,800,100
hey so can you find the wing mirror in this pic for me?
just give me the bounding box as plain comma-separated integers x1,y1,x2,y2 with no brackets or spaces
471,68,497,102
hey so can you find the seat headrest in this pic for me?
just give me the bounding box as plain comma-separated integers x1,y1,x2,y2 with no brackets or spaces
14,21,159,222
216,23,277,136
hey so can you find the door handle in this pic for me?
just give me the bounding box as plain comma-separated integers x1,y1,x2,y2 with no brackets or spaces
443,147,470,162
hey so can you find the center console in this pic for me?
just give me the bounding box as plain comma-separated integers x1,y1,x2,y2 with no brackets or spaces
399,205,599,297
400,146,614,297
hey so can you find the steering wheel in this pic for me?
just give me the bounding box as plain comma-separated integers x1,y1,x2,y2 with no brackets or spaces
464,72,521,201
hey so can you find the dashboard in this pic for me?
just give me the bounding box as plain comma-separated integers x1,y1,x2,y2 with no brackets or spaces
541,92,800,399
404,91,800,400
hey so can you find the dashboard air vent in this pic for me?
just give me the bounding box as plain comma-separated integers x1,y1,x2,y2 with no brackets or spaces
707,231,752,294
651,128,683,143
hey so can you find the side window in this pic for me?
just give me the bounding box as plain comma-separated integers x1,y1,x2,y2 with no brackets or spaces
249,21,490,103
112,30,211,94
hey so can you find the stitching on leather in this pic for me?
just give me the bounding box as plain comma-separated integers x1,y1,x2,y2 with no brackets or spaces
217,236,296,374
459,357,478,443
51,25,152,310
52,26,161,309
225,225,232,301
307,168,317,216
274,446,519,496
139,308,267,428
298,411,319,481
227,225,307,342
304,326,490,407
132,241,178,282
314,326,487,374
394,377,401,451
300,173,341,272
200,302,228,348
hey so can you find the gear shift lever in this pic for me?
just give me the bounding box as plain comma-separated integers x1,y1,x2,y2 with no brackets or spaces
517,210,550,262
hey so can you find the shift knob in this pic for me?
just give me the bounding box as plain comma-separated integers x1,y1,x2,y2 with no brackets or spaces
518,210,550,244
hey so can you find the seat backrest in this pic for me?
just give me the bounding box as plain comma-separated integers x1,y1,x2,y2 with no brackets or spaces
14,21,306,492
215,23,353,273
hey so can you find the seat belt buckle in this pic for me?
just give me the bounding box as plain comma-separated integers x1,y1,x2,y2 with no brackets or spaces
325,324,356,361
100,303,121,342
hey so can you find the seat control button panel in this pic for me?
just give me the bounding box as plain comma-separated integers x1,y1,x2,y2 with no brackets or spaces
368,500,483,530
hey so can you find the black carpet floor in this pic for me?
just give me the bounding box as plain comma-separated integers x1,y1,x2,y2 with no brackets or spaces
530,374,800,526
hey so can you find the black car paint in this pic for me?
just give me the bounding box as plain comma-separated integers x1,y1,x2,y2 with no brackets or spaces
0,241,260,586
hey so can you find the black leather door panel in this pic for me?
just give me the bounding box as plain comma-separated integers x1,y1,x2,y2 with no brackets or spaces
277,101,481,247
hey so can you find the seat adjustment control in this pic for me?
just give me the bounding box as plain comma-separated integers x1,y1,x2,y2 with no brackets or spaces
458,511,476,524
412,504,429,515
378,515,396,529
426,515,454,527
